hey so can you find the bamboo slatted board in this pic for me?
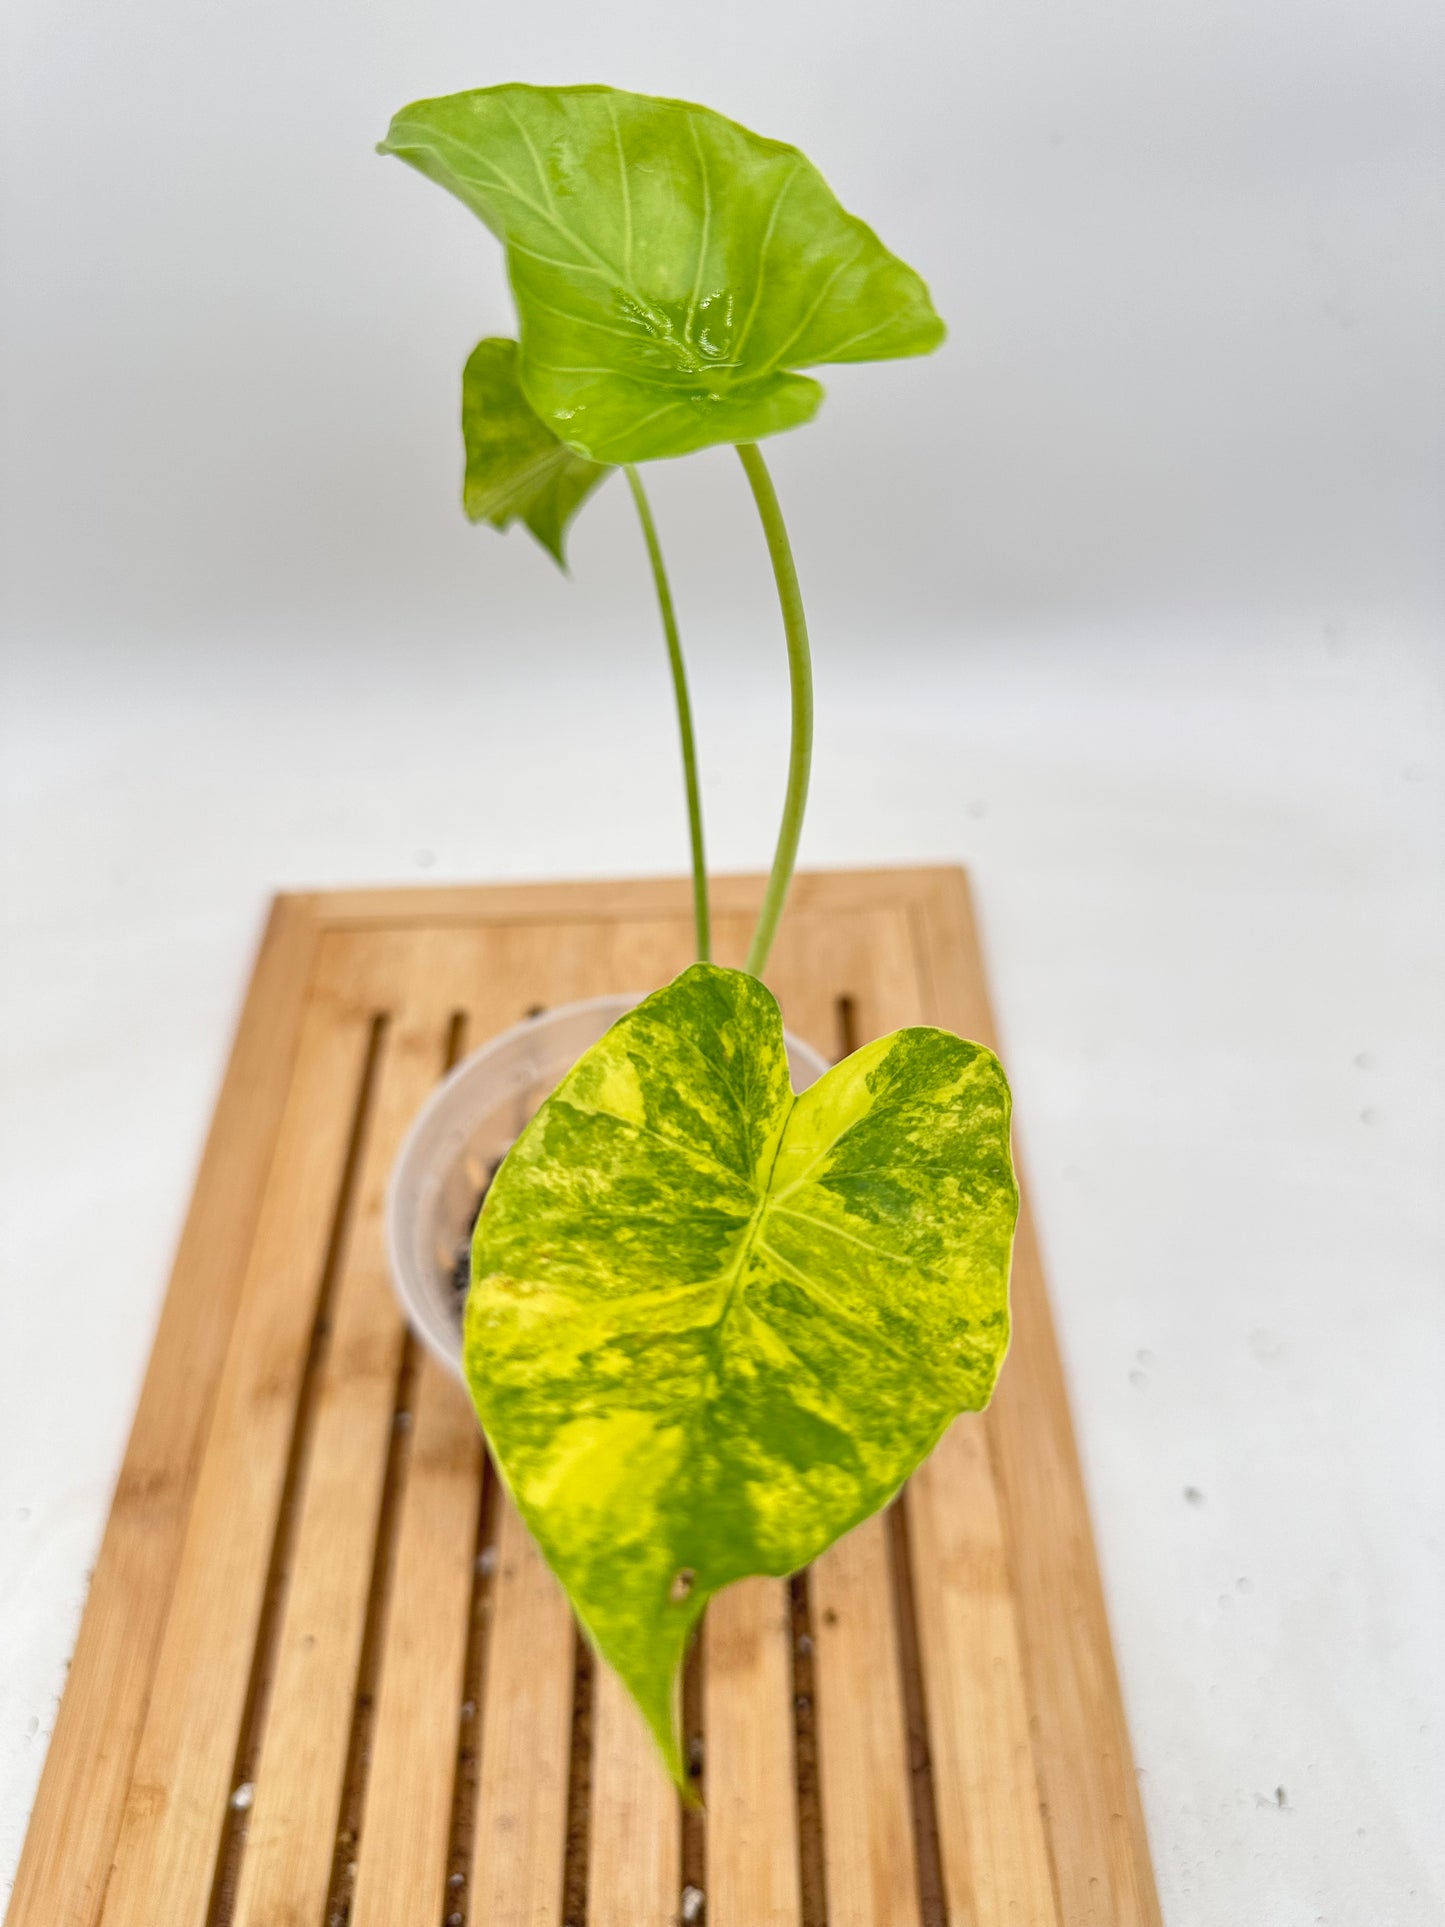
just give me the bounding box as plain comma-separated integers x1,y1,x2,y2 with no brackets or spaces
9,868,1160,1927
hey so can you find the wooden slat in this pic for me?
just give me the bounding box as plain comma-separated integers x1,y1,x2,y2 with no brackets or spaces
704,1578,801,1927
907,1417,1057,1926
230,981,450,1927
911,871,1162,1927
349,1353,482,1927
469,1497,576,1927
588,1660,680,1927
6,895,319,1927
988,1213,1158,1927
97,978,380,1927
811,1516,922,1927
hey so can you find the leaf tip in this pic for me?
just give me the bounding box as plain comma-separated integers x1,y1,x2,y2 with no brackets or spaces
530,527,571,570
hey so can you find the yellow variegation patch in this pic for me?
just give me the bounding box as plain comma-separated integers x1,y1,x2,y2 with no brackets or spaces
465,963,1017,1784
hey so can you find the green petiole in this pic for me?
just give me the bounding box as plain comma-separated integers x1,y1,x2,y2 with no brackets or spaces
736,442,814,980
625,465,711,963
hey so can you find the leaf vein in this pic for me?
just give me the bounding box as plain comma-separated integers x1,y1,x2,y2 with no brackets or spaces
686,114,711,346
607,96,633,281
769,1203,916,1268
805,311,903,362
732,159,802,360
754,1238,932,1375
754,231,869,376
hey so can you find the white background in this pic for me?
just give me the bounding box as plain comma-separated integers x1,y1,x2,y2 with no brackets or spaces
2,0,1442,1920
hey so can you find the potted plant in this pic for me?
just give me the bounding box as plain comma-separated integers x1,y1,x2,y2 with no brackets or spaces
380,82,1018,1791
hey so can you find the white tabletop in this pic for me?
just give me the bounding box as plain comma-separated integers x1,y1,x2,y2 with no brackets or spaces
3,0,1442,1915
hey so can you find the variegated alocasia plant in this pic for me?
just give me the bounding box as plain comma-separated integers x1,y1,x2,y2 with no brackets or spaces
380,82,1018,1785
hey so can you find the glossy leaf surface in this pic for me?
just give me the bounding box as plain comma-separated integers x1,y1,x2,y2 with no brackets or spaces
464,963,1016,1781
380,84,946,463
461,336,610,564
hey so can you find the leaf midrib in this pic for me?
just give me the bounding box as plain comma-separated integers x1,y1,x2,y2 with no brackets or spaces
710,1087,793,1335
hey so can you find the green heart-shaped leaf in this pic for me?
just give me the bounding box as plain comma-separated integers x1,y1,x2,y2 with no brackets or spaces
461,336,611,565
380,84,946,464
464,963,1016,1783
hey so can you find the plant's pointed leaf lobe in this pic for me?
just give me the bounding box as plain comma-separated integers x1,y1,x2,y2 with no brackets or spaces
381,84,946,463
464,963,1016,1784
460,336,610,564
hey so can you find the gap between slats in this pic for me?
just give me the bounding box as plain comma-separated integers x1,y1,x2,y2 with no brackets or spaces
323,1332,422,1922
562,1635,594,1926
887,1501,947,1927
682,1634,706,1912
789,1571,827,1927
442,1452,501,1926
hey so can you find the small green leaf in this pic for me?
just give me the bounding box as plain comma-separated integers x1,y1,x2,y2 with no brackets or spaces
380,84,946,464
465,963,1016,1783
461,336,611,565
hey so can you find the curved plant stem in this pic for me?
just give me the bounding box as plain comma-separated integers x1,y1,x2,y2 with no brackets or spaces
625,464,711,963
736,442,813,979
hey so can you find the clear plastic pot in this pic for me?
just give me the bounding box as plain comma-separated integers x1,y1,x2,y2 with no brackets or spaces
386,992,832,1376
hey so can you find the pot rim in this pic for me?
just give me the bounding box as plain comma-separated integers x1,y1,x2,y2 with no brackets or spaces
386,992,832,1379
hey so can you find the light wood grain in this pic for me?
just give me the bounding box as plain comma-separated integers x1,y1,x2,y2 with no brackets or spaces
468,1496,576,1927
310,867,953,933
588,1658,680,1927
230,977,450,1927
6,896,319,1927
97,972,379,1927
907,1416,1057,1926
811,1515,922,1927
349,1352,483,1927
704,1578,801,1927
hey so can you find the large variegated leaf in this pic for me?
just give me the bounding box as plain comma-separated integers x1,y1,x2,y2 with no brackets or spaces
380,84,946,464
461,336,611,565
464,963,1016,1783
